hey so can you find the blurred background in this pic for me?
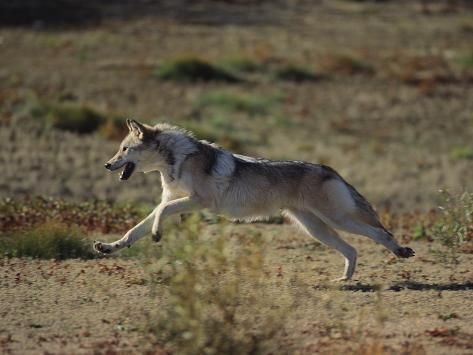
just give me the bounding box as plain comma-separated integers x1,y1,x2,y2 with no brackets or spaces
1,0,473,211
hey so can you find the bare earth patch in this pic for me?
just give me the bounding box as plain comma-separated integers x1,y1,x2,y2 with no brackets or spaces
1,224,472,354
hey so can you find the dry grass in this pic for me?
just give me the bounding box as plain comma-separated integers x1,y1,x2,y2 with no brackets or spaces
144,215,289,354
318,53,374,76
385,54,456,88
0,196,147,234
1,206,473,353
0,221,94,260
430,190,473,265
1,3,473,351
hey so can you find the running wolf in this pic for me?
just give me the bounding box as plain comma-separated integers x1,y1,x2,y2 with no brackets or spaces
94,119,414,280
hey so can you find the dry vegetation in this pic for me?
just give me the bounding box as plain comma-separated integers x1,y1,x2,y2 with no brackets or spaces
1,0,473,354
1,208,473,354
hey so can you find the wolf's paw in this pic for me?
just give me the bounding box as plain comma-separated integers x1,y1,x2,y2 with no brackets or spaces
93,241,113,254
395,247,415,258
151,231,162,243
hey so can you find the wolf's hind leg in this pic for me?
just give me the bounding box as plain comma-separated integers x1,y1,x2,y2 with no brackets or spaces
286,209,357,281
328,217,415,259
94,208,157,254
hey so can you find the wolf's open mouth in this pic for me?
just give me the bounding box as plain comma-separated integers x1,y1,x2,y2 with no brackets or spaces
120,162,136,180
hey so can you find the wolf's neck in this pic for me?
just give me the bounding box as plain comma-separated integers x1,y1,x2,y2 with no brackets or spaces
158,131,198,180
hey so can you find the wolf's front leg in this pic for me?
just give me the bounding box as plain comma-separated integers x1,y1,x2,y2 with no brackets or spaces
151,196,199,242
93,207,158,254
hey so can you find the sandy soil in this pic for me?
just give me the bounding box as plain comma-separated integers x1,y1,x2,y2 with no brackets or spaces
1,224,472,354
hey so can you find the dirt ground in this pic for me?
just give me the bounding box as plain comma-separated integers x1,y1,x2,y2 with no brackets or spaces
1,224,473,354
2,1,473,354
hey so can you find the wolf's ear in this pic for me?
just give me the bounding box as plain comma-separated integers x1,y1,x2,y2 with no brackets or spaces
128,119,147,140
126,119,133,131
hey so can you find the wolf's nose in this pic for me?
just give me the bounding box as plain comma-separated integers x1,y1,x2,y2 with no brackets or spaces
104,163,111,169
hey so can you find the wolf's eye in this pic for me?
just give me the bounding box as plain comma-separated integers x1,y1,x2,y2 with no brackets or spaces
122,146,128,152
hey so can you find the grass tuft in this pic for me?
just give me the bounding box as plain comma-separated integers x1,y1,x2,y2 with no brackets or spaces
154,57,241,83
450,146,473,160
32,103,105,134
412,223,428,241
193,91,276,116
430,190,473,265
22,98,128,140
145,214,288,355
457,52,473,71
0,222,95,259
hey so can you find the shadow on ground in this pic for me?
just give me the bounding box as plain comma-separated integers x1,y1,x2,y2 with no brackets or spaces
314,281,473,293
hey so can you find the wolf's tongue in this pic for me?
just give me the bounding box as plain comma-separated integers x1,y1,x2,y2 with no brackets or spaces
120,162,136,181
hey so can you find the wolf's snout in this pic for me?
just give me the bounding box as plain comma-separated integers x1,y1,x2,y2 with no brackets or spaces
104,163,112,170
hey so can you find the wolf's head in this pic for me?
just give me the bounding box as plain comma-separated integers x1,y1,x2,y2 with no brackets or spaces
104,119,160,181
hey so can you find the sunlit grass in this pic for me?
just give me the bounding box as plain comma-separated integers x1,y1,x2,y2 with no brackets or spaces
31,102,105,134
144,214,291,355
154,57,241,83
0,222,95,260
193,91,278,116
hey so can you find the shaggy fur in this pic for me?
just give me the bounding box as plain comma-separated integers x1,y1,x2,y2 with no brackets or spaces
94,119,415,280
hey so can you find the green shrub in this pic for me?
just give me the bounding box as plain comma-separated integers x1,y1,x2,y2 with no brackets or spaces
154,57,241,83
26,100,130,138
412,223,428,240
273,65,322,82
145,214,287,354
32,102,105,134
450,146,473,160
430,190,473,265
47,104,104,133
457,52,473,70
29,101,50,120
0,222,95,259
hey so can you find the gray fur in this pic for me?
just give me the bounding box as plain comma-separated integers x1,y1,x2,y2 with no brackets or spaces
188,140,219,175
232,158,310,185
96,120,415,281
158,145,176,166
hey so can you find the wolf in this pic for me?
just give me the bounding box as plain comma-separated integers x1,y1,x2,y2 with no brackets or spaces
94,119,414,281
